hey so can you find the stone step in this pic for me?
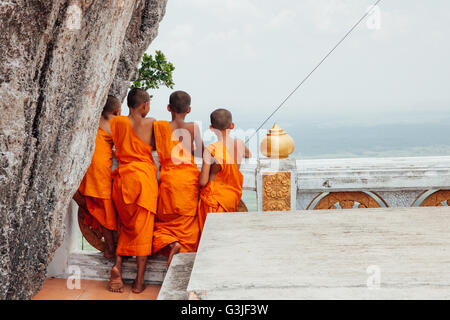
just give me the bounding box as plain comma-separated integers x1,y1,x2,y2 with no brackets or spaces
157,253,196,300
67,251,168,284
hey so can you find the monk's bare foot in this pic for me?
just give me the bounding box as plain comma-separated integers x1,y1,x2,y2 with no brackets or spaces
131,280,146,294
167,242,181,269
108,266,124,293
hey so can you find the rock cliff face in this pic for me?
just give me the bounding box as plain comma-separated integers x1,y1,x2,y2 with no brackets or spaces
0,0,167,299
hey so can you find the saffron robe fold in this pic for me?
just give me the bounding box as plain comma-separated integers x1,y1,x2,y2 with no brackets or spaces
78,128,117,231
110,116,158,256
198,141,244,233
152,120,201,254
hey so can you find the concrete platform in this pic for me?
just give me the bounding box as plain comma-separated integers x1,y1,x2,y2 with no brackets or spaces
187,206,450,299
157,253,196,300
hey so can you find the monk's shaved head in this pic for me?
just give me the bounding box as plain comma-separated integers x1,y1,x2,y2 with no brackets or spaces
127,88,150,109
210,108,232,130
102,95,121,117
169,90,191,113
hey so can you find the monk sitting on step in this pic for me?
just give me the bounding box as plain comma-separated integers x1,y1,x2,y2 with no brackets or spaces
198,108,251,234
152,90,204,268
108,88,159,294
73,95,121,259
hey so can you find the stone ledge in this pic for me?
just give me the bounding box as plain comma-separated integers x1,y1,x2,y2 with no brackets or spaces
188,207,450,300
65,251,168,284
157,253,196,300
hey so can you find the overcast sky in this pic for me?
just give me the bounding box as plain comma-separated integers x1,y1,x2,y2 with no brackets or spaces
136,0,450,143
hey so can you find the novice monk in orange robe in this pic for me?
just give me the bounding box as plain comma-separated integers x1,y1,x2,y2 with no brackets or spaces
152,91,204,268
108,88,158,294
198,108,251,234
73,95,121,259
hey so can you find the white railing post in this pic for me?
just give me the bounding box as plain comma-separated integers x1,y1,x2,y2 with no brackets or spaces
256,158,297,212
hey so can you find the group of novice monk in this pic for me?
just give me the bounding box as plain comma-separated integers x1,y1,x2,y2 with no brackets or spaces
73,89,251,293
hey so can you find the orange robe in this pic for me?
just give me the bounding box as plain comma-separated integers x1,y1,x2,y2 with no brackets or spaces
152,121,201,254
78,128,117,231
110,116,158,256
198,141,244,233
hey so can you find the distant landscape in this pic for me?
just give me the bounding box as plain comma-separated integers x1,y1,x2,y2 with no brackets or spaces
232,112,450,160
290,121,450,159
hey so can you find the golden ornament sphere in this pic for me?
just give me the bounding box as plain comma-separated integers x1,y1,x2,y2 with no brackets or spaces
260,123,295,159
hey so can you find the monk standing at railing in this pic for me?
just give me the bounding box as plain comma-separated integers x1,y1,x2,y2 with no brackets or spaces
198,109,251,233
152,91,204,268
74,96,121,259
108,88,159,294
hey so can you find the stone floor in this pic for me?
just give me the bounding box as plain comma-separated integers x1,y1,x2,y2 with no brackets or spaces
32,277,161,300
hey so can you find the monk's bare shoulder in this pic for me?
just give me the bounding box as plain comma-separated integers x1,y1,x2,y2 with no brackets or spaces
144,117,156,128
99,119,112,136
184,121,197,130
182,121,197,138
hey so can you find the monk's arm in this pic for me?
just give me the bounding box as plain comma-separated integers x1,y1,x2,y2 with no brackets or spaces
244,144,252,158
238,139,252,158
149,118,157,150
199,161,211,187
199,148,214,187
73,191,88,212
193,123,204,157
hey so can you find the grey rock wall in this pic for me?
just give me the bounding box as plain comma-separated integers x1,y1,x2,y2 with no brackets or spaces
0,0,167,299
110,0,168,102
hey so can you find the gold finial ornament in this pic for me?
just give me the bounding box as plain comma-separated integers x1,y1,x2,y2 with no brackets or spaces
260,123,295,159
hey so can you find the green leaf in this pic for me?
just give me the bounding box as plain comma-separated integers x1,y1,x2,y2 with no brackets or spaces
130,50,176,94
